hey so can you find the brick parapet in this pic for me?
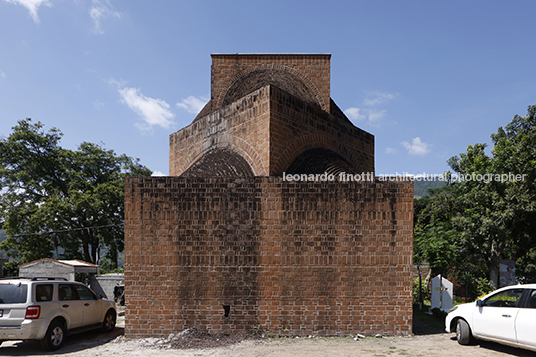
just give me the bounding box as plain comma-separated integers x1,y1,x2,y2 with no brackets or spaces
124,176,413,338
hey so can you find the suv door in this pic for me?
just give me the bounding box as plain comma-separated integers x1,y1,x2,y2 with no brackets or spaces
515,289,536,349
73,284,102,326
57,284,84,329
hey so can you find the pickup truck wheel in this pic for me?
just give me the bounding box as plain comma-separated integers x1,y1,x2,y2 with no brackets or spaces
456,319,473,345
100,310,116,333
40,320,65,351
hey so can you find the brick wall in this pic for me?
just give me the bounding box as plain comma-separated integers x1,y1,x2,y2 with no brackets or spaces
124,177,413,338
269,86,374,175
169,86,374,177
169,86,271,177
211,54,331,112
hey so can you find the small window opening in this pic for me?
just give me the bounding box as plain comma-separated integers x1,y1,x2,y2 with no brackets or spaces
223,305,230,318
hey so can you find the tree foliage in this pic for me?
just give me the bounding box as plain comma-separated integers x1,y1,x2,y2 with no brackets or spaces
415,105,536,292
414,186,462,278
0,119,152,265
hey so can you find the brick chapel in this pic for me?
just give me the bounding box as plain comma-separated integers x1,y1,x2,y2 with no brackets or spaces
124,54,414,337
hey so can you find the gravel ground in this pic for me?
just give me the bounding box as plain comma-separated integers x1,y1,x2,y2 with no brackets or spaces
1,318,536,357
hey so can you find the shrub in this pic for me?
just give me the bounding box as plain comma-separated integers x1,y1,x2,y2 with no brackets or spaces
413,277,430,303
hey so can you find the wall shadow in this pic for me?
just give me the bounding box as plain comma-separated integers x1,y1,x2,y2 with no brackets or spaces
448,336,536,357
0,326,124,355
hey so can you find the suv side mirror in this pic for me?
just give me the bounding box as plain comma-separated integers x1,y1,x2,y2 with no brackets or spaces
476,299,483,307
96,294,103,300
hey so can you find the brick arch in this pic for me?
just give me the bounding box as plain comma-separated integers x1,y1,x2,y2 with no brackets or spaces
272,134,362,175
181,148,254,178
285,148,358,176
215,64,327,111
177,134,267,177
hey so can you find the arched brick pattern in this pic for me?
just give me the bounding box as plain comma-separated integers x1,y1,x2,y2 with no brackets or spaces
285,148,358,176
181,148,254,178
216,64,327,111
176,134,267,177
273,134,363,176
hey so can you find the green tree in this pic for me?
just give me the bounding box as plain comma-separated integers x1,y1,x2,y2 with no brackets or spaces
0,119,152,265
415,105,536,293
448,105,536,288
490,105,536,283
414,186,460,278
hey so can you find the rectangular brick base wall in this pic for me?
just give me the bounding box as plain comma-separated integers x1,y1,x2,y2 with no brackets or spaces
124,177,413,338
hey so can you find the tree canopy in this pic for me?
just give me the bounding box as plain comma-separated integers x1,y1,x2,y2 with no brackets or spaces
415,105,536,295
0,119,152,265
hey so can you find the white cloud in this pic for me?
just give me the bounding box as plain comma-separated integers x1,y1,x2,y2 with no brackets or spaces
0,70,5,79
367,109,387,123
401,137,432,156
344,90,398,126
151,171,166,177
4,0,52,24
89,0,121,35
344,108,386,126
176,96,208,114
116,85,175,131
93,100,105,110
386,147,396,154
344,107,365,121
363,91,397,107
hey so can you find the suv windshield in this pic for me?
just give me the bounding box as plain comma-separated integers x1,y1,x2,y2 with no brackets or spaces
0,283,28,303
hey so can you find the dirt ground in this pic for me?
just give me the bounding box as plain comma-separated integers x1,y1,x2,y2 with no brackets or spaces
1,318,536,357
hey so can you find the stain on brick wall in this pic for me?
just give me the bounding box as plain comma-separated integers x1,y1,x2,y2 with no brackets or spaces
124,177,413,337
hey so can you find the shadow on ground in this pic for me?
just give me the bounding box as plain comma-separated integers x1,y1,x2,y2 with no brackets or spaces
448,336,536,357
412,315,444,335
0,326,124,355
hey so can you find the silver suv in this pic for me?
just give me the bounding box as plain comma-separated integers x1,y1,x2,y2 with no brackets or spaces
0,277,116,351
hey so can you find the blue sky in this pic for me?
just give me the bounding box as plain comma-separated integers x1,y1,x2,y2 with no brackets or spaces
1,1,536,177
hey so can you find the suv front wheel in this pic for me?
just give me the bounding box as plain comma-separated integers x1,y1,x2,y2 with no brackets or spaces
40,320,65,351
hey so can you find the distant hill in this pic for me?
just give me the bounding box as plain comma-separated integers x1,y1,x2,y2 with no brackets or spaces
413,180,446,198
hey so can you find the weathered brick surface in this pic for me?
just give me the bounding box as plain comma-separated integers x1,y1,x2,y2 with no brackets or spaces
211,54,331,112
124,177,413,338
128,54,413,339
269,86,374,175
169,87,271,177
169,86,374,177
170,54,374,177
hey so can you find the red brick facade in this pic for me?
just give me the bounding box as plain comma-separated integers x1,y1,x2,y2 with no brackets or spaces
125,54,413,338
124,177,413,337
169,86,374,177
211,54,331,112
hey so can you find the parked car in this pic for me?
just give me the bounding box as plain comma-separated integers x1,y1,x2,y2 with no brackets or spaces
0,277,116,351
445,283,536,352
